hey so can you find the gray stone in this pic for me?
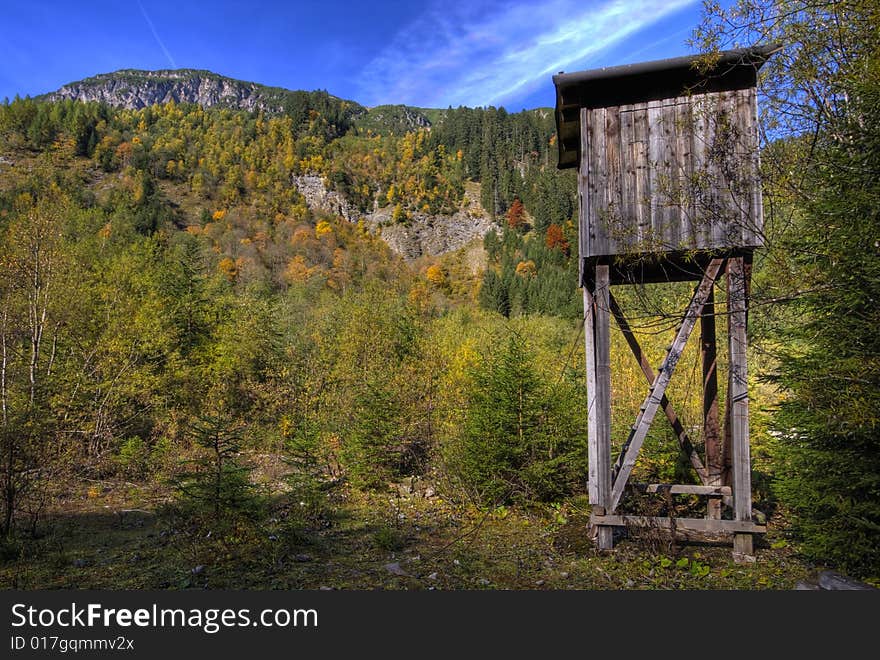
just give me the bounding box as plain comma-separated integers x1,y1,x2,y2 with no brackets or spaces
46,70,289,114
818,570,877,590
384,562,409,577
292,175,360,223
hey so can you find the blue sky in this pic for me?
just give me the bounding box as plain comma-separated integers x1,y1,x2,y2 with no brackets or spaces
1,1,709,110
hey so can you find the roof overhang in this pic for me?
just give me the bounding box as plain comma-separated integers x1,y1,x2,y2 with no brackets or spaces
553,45,780,170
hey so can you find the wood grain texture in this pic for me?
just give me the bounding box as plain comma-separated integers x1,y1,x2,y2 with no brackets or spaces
628,484,731,496
594,264,613,550
727,257,752,524
584,284,599,506
578,88,764,258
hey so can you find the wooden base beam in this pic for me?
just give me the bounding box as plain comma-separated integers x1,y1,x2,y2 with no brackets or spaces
629,483,731,496
591,514,765,535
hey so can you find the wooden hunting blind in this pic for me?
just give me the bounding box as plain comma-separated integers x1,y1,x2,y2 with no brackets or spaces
553,46,778,557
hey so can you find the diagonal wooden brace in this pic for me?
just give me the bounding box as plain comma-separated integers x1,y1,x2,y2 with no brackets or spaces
608,292,709,485
608,258,724,513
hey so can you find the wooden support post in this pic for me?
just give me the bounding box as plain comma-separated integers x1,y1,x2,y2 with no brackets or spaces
584,264,612,550
595,264,613,549
727,257,753,558
584,284,598,507
701,286,722,519
722,388,732,491
608,292,708,484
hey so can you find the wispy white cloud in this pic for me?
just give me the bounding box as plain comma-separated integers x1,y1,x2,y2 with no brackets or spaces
137,0,177,68
357,0,696,107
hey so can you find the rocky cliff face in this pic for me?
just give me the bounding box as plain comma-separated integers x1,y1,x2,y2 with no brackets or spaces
355,105,432,135
46,69,290,112
292,175,495,259
368,199,495,261
292,175,360,223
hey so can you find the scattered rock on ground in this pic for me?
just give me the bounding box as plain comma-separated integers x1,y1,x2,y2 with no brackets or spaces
384,562,409,577
818,570,876,590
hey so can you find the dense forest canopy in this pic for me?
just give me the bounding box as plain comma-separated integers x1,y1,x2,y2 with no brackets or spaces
694,0,880,574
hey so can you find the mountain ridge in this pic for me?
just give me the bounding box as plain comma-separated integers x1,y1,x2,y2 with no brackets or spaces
39,68,552,133
43,68,351,113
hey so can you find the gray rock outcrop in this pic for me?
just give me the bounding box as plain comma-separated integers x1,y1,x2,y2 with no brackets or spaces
291,175,495,259
292,175,360,223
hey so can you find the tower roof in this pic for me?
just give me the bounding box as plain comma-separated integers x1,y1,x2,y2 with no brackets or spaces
553,45,779,169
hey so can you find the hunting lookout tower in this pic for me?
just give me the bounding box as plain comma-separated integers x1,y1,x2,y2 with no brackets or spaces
553,46,778,558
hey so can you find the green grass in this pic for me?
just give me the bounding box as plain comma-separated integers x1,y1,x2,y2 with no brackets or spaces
0,475,814,590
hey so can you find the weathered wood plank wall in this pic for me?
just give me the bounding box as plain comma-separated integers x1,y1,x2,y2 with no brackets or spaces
579,88,763,259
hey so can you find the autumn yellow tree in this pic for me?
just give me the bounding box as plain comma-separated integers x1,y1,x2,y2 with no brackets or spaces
425,264,446,287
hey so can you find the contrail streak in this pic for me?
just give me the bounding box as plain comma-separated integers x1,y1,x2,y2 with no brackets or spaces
137,0,177,68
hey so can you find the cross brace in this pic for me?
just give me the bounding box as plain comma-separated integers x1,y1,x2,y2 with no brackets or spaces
608,258,724,513
608,292,708,485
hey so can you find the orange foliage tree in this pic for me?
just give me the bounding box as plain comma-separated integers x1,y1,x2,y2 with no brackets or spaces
425,263,446,287
545,223,569,255
506,197,526,230
218,256,238,281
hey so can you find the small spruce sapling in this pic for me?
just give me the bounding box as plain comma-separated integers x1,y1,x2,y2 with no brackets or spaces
173,412,264,519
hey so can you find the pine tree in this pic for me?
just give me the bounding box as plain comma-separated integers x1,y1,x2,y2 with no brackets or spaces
696,0,880,575
447,330,584,504
771,64,880,575
173,412,263,519
479,269,510,317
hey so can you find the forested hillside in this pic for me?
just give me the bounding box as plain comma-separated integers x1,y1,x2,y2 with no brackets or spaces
0,0,877,588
